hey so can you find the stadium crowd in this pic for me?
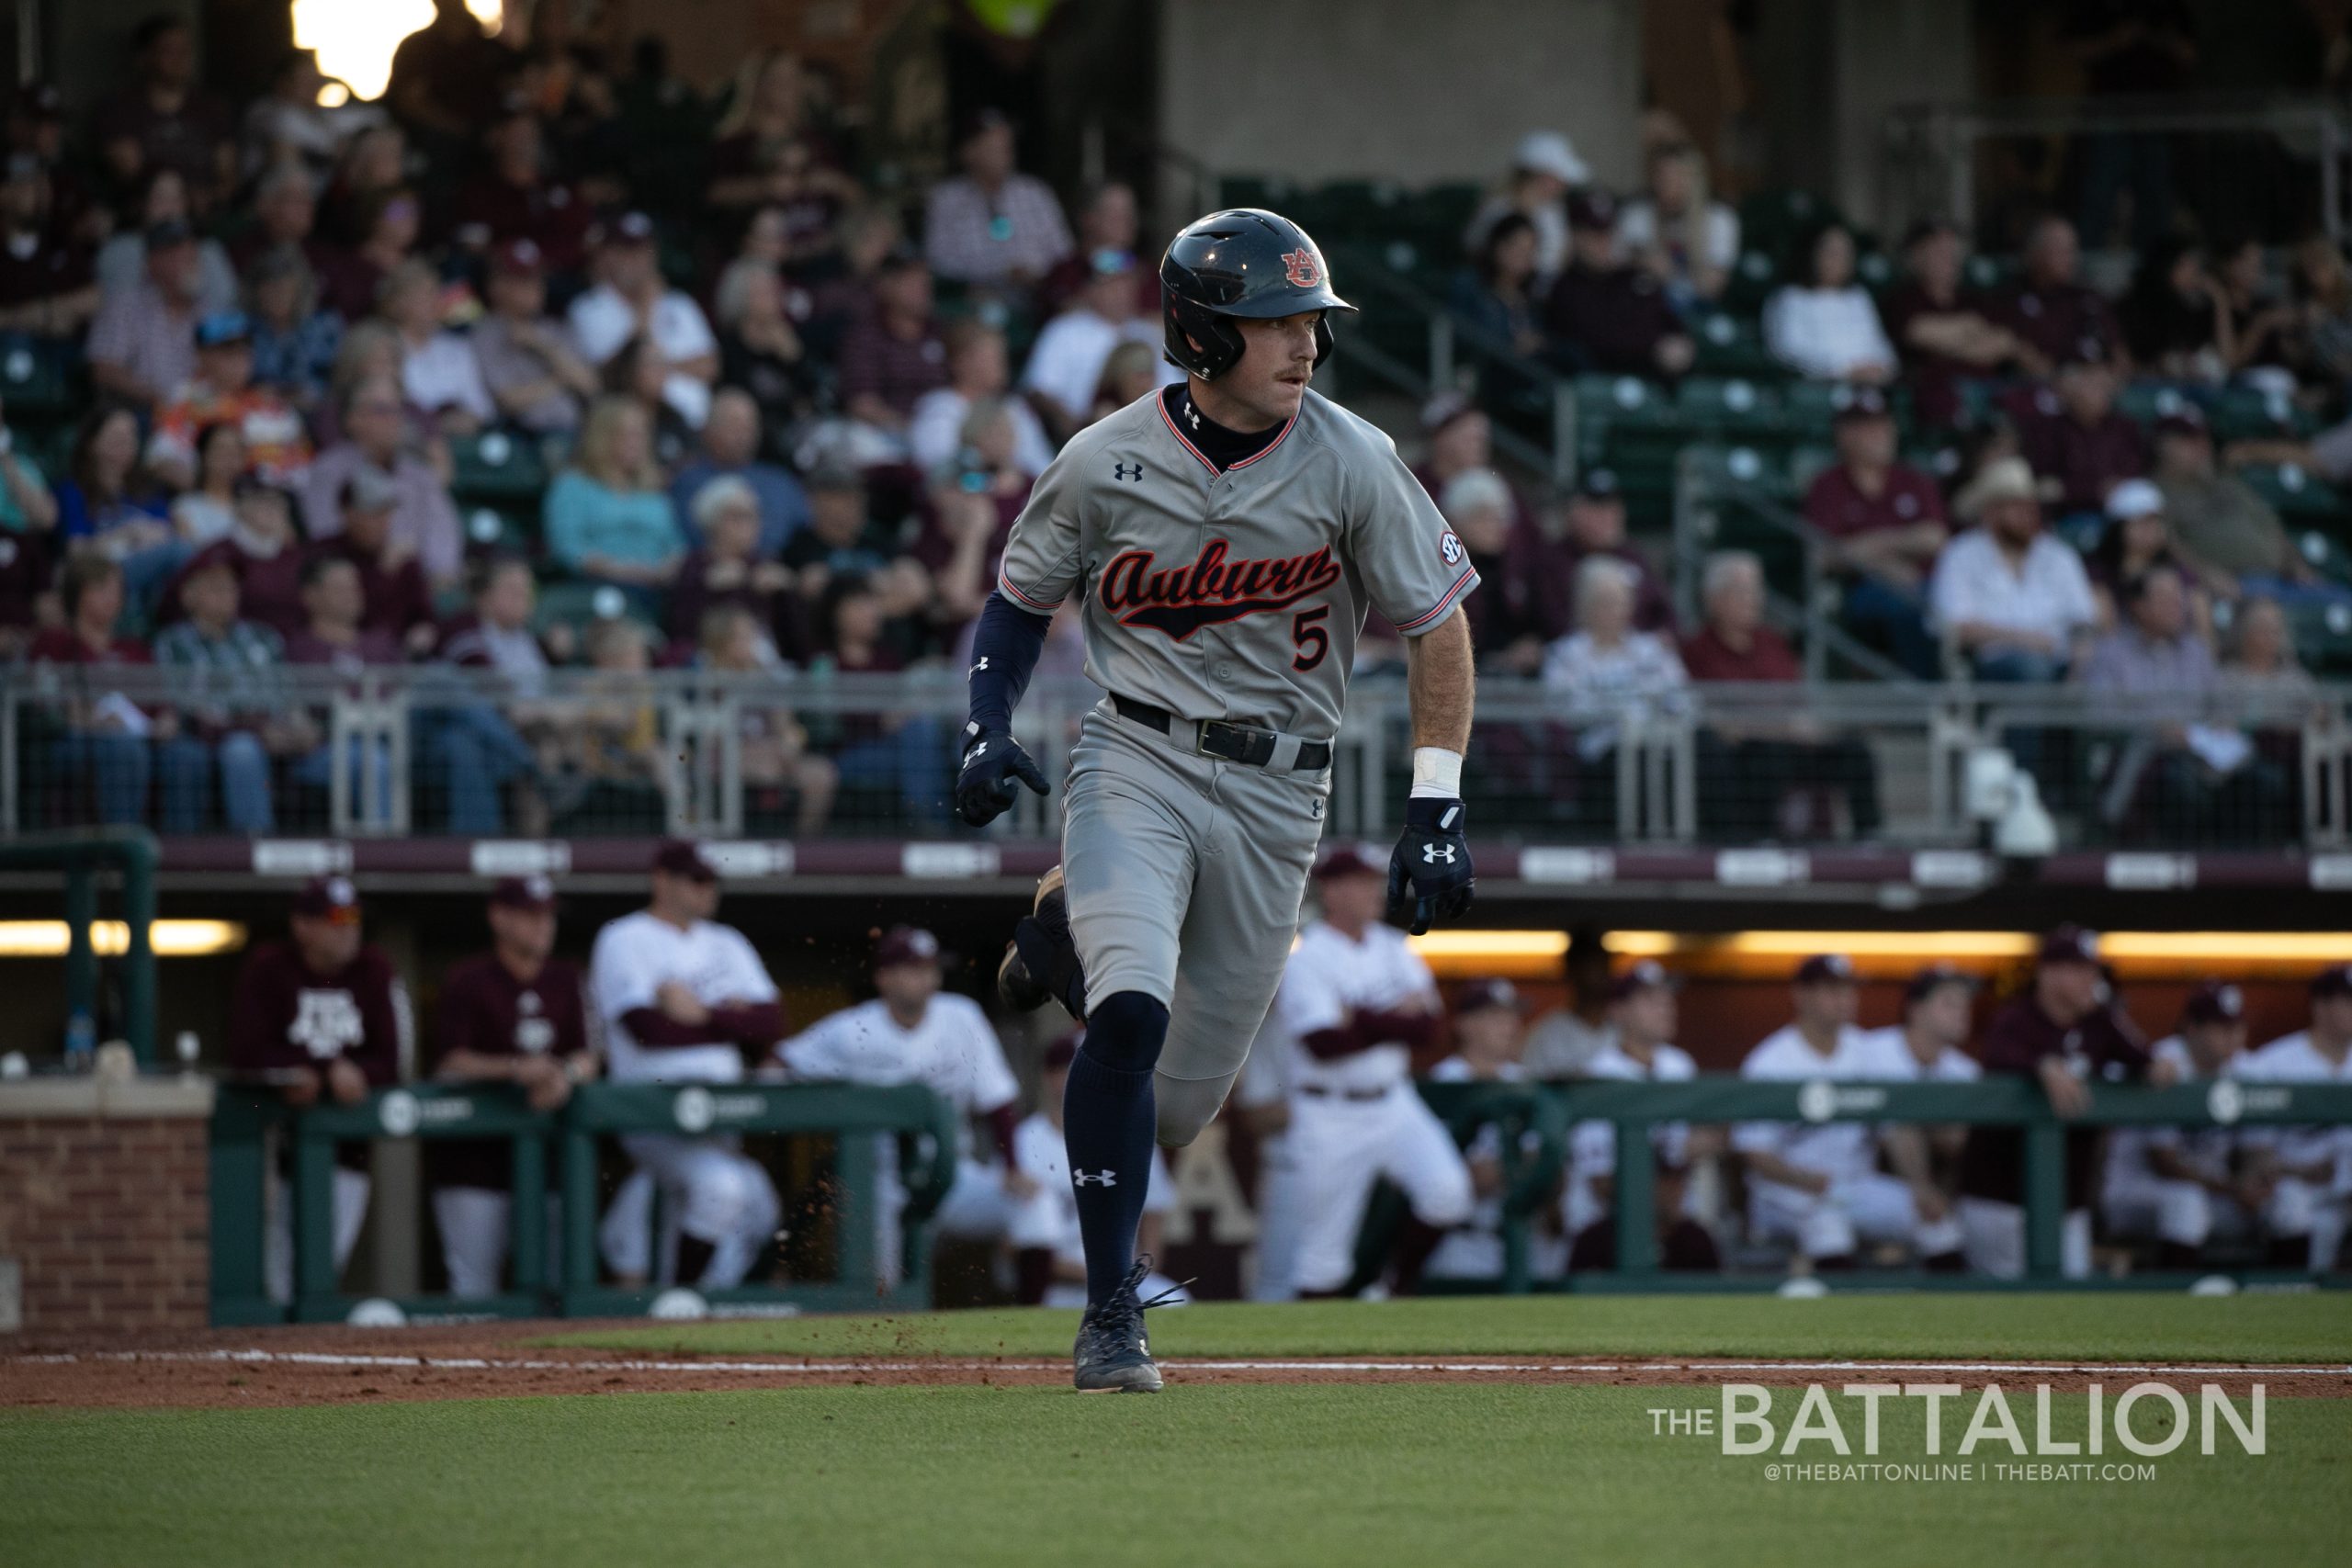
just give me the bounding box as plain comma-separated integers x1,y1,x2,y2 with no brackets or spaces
224,852,2351,1302
0,11,2343,845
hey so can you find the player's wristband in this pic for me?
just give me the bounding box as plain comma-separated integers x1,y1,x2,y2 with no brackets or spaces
1408,747,1464,800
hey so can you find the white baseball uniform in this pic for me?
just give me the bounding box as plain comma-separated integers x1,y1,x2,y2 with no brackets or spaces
1422,1056,1568,1281
1274,919,1474,1294
1564,1037,1701,1242
1236,1002,1305,1302
2099,1036,2250,1252
1007,1111,1189,1309
1856,1025,1984,1086
1734,1025,1964,1261
775,994,1023,1285
2240,1031,2352,1269
588,911,784,1289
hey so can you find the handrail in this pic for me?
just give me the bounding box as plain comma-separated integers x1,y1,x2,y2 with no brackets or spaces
0,828,159,1064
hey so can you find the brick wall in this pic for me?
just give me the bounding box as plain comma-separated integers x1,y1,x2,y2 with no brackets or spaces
0,1080,212,1335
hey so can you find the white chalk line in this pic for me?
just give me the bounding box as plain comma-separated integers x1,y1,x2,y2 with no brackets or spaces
10,1349,2348,1377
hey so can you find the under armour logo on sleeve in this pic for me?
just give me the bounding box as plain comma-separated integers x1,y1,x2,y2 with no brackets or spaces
1072,1169,1118,1187
1114,461,1144,481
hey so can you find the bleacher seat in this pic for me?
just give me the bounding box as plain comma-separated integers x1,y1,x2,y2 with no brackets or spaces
2286,598,2352,673
449,431,553,502
1691,313,1781,379
2241,463,2348,527
0,335,83,421
534,580,637,635
1677,376,1784,435
2297,529,2352,586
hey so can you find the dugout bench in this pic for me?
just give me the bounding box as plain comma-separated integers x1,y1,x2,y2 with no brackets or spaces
209,1081,958,1325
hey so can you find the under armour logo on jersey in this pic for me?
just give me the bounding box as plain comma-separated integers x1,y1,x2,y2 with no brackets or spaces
1422,843,1457,865
1072,1169,1118,1187
1114,461,1144,481
1439,529,1464,566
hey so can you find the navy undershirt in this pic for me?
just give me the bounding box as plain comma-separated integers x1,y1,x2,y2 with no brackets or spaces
1159,383,1283,471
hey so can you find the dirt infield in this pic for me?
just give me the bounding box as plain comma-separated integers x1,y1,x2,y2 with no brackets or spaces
5,1320,2346,1410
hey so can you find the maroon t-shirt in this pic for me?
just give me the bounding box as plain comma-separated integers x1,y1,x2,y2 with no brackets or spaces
1988,282,2120,367
1958,994,2149,1207
285,626,402,675
1535,542,1676,637
1546,264,1681,375
2011,388,2146,515
228,938,406,1171
836,310,948,418
221,540,308,638
1679,623,1801,682
313,539,435,639
426,953,590,1190
449,175,594,277
1877,281,1992,429
1803,461,1948,540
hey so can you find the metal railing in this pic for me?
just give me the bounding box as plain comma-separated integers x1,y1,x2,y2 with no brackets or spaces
7,664,2348,851
209,1080,959,1325
0,828,158,1062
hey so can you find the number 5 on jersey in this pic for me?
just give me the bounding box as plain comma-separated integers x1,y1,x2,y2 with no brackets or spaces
1291,605,1329,671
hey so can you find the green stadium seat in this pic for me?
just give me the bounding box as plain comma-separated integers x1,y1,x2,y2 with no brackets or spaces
2115,383,2196,427
1723,249,1780,315
2211,384,2313,443
1217,175,1295,211
534,580,636,635
2286,597,2352,673
0,336,82,419
1691,313,1781,379
1677,375,1784,435
2240,463,2347,525
449,431,553,502
2297,528,2352,586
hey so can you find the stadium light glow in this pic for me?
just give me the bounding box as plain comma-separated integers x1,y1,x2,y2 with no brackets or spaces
0,920,247,958
291,0,502,103
1407,930,2352,978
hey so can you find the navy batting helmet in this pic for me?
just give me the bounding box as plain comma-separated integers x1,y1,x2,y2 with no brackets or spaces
1159,209,1356,379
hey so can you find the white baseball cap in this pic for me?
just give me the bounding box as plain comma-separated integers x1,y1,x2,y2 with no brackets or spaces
2104,478,2165,523
1514,130,1589,186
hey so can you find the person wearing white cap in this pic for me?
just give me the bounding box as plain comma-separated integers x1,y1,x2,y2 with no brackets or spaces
2086,476,2224,635
1464,130,1588,286
1928,455,2098,681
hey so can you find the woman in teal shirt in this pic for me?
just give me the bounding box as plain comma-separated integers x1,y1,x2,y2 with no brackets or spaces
544,394,684,613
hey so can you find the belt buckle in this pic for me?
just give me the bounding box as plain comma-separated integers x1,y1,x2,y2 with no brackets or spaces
1199,719,1271,766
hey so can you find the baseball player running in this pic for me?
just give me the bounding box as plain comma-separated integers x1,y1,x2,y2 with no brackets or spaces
427,876,599,1299
2240,964,2352,1271
772,926,1030,1286
1735,954,1966,1270
1272,846,1475,1300
956,209,1479,1390
2099,980,2257,1269
588,840,785,1291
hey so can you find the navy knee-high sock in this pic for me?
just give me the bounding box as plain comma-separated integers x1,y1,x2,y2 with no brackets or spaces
1062,990,1169,1307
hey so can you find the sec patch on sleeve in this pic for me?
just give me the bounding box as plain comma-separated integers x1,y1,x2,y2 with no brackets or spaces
1439,530,1464,566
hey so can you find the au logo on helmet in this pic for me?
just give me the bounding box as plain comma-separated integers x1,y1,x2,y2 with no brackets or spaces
1282,247,1321,288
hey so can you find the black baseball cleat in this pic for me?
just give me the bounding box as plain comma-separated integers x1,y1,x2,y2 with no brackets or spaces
1072,1256,1184,1393
998,864,1088,1021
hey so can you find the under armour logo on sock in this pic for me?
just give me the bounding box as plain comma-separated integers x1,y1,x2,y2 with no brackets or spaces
1423,843,1456,864
1072,1169,1118,1187
970,656,989,676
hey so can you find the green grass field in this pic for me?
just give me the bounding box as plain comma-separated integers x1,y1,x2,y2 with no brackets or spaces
551,1290,2352,1365
6,1294,2347,1568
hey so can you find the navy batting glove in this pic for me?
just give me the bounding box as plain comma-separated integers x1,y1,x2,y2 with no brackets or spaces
956,722,1048,827
1386,796,1475,936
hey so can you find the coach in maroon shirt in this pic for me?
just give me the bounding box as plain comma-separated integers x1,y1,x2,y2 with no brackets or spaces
1957,926,2167,1279
227,874,404,1105
426,875,597,1297
1802,389,1947,678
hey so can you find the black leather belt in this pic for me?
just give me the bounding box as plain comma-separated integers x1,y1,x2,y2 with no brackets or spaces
1114,695,1331,771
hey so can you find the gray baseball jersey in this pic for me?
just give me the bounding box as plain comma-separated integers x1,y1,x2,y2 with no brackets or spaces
996,386,1478,1145
995,387,1479,736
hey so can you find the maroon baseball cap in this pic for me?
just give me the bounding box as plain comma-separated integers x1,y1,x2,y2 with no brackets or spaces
650,839,717,883
1609,958,1674,1002
1042,1031,1082,1072
291,874,360,925
1794,953,1858,987
2311,964,2352,1001
492,237,545,276
2039,925,2101,967
1453,977,1522,1016
1904,963,1978,1006
2180,980,2245,1026
874,925,944,970
490,874,556,912
1313,844,1382,883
